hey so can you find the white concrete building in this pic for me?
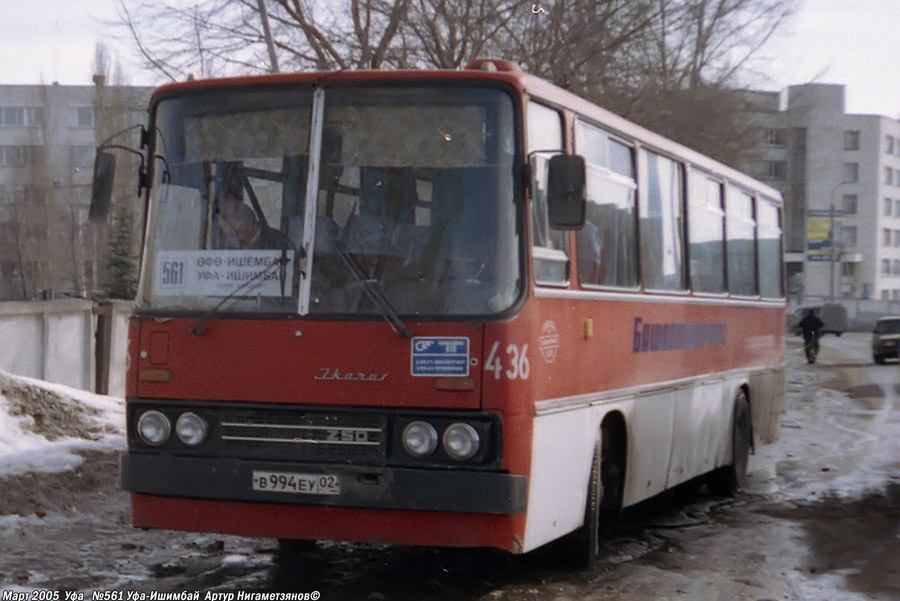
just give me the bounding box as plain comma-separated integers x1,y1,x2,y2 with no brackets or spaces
744,84,900,301
0,81,151,300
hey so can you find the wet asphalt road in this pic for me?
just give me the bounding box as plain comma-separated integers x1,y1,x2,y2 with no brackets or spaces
1,332,899,600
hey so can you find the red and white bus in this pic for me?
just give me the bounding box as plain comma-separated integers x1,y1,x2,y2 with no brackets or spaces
110,59,785,564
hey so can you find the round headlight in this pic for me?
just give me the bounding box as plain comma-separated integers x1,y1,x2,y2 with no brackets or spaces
402,421,438,457
175,412,208,446
443,423,480,460
137,410,171,446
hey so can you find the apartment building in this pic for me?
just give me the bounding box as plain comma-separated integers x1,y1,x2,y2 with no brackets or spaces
743,84,900,301
0,80,151,300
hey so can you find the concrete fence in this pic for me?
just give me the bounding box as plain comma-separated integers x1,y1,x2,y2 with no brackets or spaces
0,299,132,398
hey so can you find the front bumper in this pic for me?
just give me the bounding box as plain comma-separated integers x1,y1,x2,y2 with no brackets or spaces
120,453,527,514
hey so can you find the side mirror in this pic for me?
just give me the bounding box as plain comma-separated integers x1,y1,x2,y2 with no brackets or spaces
547,154,586,229
89,151,116,223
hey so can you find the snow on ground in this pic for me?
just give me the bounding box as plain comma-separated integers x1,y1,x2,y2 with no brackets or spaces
749,332,900,502
0,370,124,478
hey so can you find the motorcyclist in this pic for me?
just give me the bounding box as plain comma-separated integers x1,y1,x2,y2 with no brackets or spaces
798,309,825,356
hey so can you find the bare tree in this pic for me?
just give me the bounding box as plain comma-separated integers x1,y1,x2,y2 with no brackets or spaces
115,0,414,79
399,0,527,68
92,44,147,298
113,0,798,165
599,0,796,165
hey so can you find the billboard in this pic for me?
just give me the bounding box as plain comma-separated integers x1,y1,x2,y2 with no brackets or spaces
807,209,841,262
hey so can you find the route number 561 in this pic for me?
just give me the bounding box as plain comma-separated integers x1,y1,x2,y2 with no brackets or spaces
485,342,530,380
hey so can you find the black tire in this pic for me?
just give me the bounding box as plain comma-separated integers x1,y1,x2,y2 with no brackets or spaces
710,390,751,497
564,438,603,568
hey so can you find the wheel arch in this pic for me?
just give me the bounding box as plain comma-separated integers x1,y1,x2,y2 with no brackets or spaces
599,410,627,513
739,382,755,453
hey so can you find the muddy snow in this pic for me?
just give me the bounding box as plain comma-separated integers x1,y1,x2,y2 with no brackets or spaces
1,333,899,599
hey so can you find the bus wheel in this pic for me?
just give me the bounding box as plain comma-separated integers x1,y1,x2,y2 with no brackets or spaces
710,390,751,497
565,438,603,568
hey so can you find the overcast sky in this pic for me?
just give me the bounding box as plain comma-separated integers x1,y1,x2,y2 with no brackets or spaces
1,0,899,118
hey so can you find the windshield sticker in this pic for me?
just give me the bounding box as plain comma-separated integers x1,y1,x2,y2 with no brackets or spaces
155,250,294,297
411,337,470,377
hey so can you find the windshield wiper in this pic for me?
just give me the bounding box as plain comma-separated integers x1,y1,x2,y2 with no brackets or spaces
334,239,413,339
189,255,292,336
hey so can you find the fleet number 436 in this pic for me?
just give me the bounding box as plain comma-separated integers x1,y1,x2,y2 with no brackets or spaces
485,342,530,380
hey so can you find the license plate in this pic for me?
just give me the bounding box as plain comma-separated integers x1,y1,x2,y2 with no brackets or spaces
252,471,340,495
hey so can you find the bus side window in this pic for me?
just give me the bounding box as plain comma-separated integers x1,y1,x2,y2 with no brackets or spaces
640,149,686,291
688,171,726,294
726,186,758,296
527,101,569,285
757,198,784,298
574,120,638,288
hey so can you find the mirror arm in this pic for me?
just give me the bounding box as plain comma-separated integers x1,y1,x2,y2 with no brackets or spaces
98,124,147,150
154,154,171,185
97,145,147,196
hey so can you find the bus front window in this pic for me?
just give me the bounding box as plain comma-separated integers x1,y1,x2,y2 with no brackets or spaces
307,87,519,317
142,85,520,318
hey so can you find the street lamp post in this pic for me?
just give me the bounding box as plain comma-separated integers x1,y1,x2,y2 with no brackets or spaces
829,181,847,302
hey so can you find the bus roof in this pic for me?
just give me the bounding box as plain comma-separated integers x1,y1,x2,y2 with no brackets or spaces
152,59,782,206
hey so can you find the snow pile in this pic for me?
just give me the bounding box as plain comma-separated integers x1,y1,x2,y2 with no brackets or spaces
0,370,125,478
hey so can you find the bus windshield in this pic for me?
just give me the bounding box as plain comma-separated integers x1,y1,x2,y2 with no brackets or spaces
141,85,521,319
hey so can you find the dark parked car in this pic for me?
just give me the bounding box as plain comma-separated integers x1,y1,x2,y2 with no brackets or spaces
872,316,900,364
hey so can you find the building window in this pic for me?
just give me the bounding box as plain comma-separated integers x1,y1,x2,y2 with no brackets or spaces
0,107,42,127
0,183,42,204
0,145,42,167
842,225,857,248
842,194,858,214
70,145,94,169
842,262,855,277
1,107,24,126
765,128,787,146
885,229,893,247
883,259,892,275
75,107,94,128
896,200,900,216
844,163,859,182
763,160,787,180
844,130,860,151
886,198,893,216
0,223,20,241
888,135,896,154
887,167,894,186
894,260,900,275
895,230,900,247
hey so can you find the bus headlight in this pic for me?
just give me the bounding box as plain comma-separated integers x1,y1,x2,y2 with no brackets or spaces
443,422,480,460
175,412,208,446
402,421,438,457
137,410,171,446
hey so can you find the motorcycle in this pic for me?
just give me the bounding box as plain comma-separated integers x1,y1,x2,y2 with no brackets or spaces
803,330,819,364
